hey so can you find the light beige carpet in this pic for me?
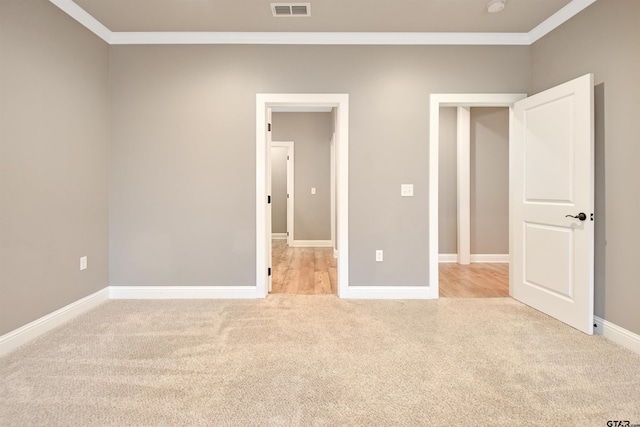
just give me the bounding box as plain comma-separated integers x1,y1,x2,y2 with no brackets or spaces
1,296,639,426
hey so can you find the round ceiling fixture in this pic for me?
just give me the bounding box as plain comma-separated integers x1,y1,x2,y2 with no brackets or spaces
487,0,506,13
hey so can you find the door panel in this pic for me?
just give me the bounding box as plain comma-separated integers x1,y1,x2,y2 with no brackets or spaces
524,96,575,203
524,223,573,299
511,73,594,334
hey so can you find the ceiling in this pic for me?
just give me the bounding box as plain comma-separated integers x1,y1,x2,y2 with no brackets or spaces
50,0,597,45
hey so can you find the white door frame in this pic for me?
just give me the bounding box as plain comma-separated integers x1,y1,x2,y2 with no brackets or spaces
429,93,526,295
271,141,295,246
330,133,336,257
257,93,349,298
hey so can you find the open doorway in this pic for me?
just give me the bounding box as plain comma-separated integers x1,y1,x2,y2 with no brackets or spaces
256,93,349,299
270,111,336,295
428,93,526,298
438,106,510,297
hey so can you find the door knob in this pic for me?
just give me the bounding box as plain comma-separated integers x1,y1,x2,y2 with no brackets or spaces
565,212,587,221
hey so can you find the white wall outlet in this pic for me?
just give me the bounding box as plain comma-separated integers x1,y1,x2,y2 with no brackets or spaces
311,187,316,195
80,256,88,271
375,250,383,262
401,184,414,197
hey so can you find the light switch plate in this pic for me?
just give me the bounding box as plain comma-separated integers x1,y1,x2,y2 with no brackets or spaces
401,184,414,197
376,250,383,262
80,256,87,271
311,187,316,195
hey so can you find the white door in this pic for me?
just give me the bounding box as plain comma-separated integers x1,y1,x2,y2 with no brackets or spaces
511,73,594,334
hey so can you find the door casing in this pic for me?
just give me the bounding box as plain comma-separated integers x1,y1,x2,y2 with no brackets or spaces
256,94,349,298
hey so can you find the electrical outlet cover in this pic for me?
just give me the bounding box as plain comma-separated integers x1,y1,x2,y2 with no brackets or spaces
401,184,414,197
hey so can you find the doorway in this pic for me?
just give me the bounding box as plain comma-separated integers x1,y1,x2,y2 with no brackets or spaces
270,141,294,246
256,93,349,298
431,76,595,334
428,93,527,298
270,111,336,295
438,106,511,297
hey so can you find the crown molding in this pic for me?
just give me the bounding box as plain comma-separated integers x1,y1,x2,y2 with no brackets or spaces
109,31,531,45
528,0,597,43
49,0,597,46
49,0,111,42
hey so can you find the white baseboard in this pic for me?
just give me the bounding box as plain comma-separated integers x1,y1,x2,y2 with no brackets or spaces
594,316,640,355
291,240,332,248
439,254,509,263
333,248,338,259
341,285,436,299
109,286,259,299
272,233,287,240
471,254,509,263
0,287,109,356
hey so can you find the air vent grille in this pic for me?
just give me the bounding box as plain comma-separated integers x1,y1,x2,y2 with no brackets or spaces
291,5,308,15
271,3,311,17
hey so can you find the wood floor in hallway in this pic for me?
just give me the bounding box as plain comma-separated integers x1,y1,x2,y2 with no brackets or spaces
271,239,337,295
271,241,507,297
439,262,509,298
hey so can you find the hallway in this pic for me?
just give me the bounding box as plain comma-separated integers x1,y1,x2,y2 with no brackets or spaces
271,239,337,295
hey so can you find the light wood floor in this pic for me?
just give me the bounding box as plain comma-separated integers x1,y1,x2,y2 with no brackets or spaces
271,239,337,295
271,241,507,297
439,262,509,298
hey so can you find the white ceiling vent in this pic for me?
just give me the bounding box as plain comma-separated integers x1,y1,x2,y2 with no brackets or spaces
271,3,311,17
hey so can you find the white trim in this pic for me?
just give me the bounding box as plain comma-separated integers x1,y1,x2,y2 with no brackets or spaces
0,287,109,356
439,254,458,263
291,240,332,248
257,94,349,298
528,0,598,44
266,107,274,293
109,286,259,299
330,133,336,253
439,254,509,263
109,31,531,46
429,97,441,295
48,0,596,46
341,286,436,300
272,233,287,239
456,107,471,265
594,316,640,356
48,0,112,43
471,254,509,263
429,94,527,298
272,106,332,113
333,248,338,259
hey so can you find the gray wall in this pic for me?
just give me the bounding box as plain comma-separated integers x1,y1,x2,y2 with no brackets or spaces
438,107,509,255
0,0,109,335
270,146,288,234
272,113,333,241
531,0,640,335
109,45,530,287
